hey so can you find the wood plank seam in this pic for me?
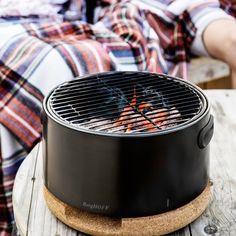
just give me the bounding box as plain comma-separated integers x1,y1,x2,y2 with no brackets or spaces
26,143,41,236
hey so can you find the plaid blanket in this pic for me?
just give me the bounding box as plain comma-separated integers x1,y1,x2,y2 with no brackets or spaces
0,0,234,234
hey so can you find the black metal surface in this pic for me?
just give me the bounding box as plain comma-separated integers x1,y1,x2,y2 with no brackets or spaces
42,72,213,218
48,72,205,134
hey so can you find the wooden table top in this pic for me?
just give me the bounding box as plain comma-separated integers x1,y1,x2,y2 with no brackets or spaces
13,90,236,236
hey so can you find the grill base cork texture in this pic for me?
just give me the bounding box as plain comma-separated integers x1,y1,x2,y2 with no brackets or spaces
42,72,214,235
44,183,211,235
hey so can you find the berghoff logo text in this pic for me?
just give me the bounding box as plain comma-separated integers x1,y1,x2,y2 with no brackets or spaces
82,202,110,211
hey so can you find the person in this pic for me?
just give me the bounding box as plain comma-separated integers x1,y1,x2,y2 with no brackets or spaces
108,0,236,87
0,0,235,235
96,0,236,87
204,18,236,88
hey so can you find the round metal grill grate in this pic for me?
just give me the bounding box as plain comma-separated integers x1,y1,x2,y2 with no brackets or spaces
47,72,207,134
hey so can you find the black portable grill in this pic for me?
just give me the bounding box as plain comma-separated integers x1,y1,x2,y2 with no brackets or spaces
42,71,214,217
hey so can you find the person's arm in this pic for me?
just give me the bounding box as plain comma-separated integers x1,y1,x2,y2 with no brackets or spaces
203,19,236,88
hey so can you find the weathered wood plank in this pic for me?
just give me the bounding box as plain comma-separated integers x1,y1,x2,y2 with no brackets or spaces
13,90,236,236
25,143,79,236
12,144,39,236
188,58,230,85
190,90,236,235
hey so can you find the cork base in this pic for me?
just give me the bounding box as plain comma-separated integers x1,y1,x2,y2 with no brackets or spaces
44,183,211,236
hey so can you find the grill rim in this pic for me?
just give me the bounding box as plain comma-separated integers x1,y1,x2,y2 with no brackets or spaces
43,72,209,138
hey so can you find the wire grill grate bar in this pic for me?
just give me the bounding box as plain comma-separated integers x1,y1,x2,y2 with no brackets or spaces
52,92,200,116
73,109,195,132
51,83,189,107
52,75,174,99
64,102,200,125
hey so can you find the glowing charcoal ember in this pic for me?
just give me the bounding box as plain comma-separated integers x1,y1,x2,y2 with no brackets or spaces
78,88,181,133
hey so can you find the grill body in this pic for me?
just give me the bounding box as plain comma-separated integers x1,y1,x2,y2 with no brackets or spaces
42,72,213,217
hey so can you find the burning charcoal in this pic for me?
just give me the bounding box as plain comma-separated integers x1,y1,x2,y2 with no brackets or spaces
159,107,182,129
128,116,154,132
78,106,181,133
77,105,181,133
77,81,182,135
74,118,115,130
145,108,167,119
145,107,181,129
114,112,142,133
